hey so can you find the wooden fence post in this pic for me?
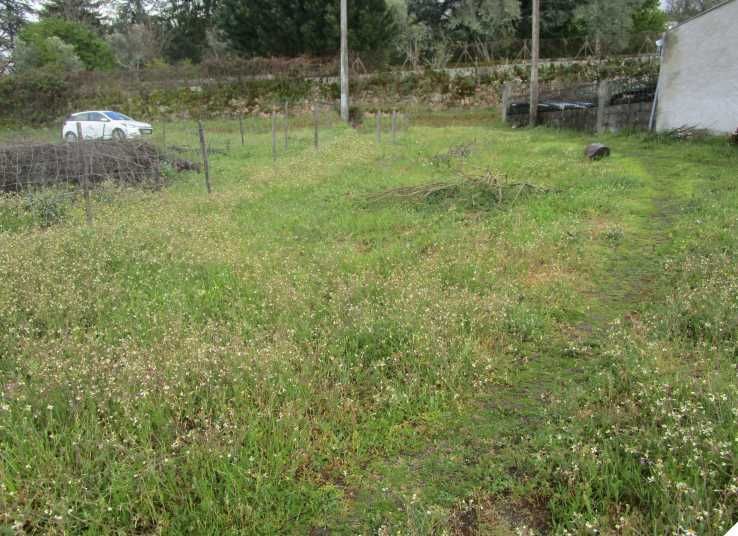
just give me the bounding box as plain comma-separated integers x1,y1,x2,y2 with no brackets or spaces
391,110,397,144
271,109,277,162
376,111,381,144
284,101,289,150
501,82,512,123
239,115,245,146
596,80,610,134
313,104,319,150
76,122,92,224
197,120,212,194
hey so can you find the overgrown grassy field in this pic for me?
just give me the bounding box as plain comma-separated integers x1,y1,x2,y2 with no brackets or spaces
1,112,736,534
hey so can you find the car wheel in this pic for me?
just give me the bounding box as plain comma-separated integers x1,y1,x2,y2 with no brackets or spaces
65,132,78,143
112,129,126,141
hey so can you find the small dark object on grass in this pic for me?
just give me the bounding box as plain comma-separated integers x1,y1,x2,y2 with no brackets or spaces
170,159,201,173
585,143,611,161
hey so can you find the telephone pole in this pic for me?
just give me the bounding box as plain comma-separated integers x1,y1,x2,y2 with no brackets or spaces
340,0,349,122
529,0,540,127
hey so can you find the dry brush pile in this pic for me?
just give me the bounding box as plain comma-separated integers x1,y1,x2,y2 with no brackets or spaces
0,141,164,192
365,169,552,210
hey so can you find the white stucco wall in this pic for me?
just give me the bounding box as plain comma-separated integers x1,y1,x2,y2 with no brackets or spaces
655,0,738,134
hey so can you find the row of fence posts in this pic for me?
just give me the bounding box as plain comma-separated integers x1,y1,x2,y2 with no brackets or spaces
64,107,408,225
193,105,409,195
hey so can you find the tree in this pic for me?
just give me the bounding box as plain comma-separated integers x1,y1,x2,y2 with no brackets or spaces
632,0,667,34
17,18,115,69
664,0,723,21
161,0,218,63
13,34,84,72
0,0,33,71
39,0,104,32
109,22,163,70
407,0,460,36
216,0,397,59
391,0,433,67
517,0,589,39
575,0,641,54
449,0,521,42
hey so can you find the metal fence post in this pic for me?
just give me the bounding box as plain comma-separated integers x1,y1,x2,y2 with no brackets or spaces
239,115,245,146
391,110,397,144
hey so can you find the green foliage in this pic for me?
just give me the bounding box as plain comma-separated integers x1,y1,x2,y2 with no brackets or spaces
161,0,216,63
449,0,522,42
631,0,667,34
0,117,736,533
0,69,71,125
575,0,642,53
216,0,398,58
13,35,84,73
17,18,115,70
39,0,104,32
0,189,70,231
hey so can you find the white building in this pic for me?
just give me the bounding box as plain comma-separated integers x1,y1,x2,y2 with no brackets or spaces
654,0,738,134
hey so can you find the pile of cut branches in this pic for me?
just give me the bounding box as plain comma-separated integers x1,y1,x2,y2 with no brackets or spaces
365,170,552,210
0,141,162,192
666,125,708,141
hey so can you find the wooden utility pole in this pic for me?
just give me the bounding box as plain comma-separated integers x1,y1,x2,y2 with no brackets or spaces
529,0,540,127
340,0,349,122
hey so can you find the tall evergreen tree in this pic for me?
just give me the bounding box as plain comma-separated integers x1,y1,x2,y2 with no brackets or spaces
162,0,217,62
39,0,105,32
0,0,33,66
216,0,396,58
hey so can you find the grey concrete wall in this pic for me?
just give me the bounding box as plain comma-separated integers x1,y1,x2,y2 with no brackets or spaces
655,0,738,134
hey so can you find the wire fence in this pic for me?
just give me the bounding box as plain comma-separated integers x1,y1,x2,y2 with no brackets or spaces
0,102,412,229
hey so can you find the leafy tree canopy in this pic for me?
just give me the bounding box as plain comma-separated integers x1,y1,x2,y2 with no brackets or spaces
39,0,104,32
217,0,397,58
17,18,115,69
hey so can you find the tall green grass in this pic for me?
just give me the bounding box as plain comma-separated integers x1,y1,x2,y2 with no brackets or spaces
0,114,736,534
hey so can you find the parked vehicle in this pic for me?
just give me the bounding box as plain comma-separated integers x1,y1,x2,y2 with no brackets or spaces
62,111,153,142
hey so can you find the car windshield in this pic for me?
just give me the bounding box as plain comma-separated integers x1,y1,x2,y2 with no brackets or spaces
104,112,132,121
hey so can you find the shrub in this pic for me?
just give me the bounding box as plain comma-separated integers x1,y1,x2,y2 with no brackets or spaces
13,36,84,74
17,18,115,71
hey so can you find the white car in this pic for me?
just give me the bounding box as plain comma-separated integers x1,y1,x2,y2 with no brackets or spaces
62,111,153,142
